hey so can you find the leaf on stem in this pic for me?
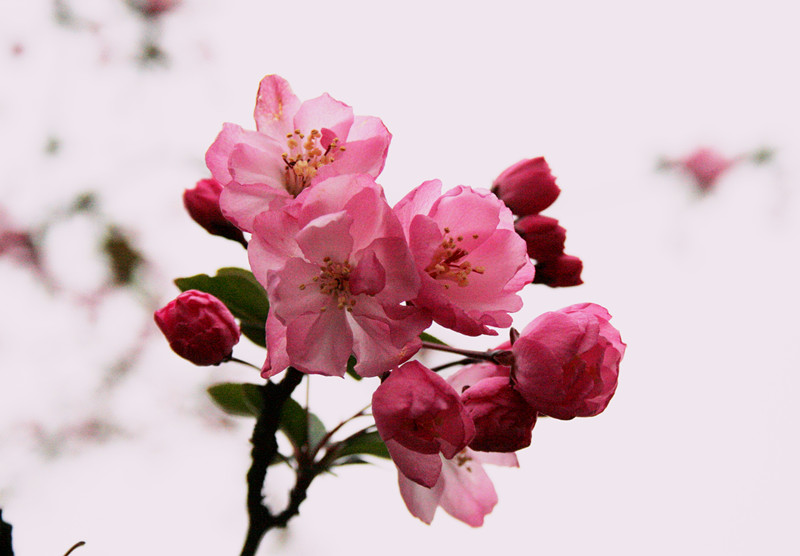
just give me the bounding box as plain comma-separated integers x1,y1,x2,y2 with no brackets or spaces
420,331,448,346
207,382,263,417
331,430,391,464
279,397,327,452
175,267,269,347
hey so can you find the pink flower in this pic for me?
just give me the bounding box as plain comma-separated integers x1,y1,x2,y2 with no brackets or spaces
491,157,560,216
154,290,241,366
515,214,567,262
393,180,535,336
372,361,475,488
458,369,538,453
206,75,391,232
183,178,247,246
679,147,736,192
512,303,625,419
532,253,583,287
398,449,518,527
248,174,429,378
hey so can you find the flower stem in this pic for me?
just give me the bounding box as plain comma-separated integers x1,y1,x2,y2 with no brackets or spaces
420,341,513,366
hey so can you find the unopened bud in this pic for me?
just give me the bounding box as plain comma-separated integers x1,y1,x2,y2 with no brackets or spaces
491,157,560,217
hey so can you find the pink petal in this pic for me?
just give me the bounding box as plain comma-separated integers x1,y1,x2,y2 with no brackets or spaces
285,309,352,377
248,209,302,278
397,468,444,524
295,211,354,265
253,74,301,138
293,93,354,143
438,451,498,527
386,439,442,488
393,179,442,231
262,311,290,379
349,249,386,296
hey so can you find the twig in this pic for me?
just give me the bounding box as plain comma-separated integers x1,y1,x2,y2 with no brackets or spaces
63,541,85,556
0,509,13,556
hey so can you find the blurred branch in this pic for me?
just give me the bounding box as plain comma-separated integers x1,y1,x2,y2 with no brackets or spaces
0,509,13,556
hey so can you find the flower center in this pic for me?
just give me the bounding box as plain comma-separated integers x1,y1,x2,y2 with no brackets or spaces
424,228,485,288
282,129,345,196
299,257,356,312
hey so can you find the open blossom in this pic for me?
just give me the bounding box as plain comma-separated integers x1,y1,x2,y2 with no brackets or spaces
512,303,625,419
491,157,560,217
249,174,429,378
373,361,475,488
154,290,240,366
393,180,535,336
398,449,518,527
206,74,391,232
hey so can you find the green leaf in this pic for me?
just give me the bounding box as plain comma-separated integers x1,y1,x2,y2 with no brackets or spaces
207,382,263,417
420,331,448,346
175,267,269,347
344,355,361,381
333,430,391,462
279,397,327,451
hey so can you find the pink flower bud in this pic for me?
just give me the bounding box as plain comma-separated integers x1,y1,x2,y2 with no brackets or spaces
515,214,567,261
373,361,475,487
532,254,583,287
512,303,625,420
461,376,537,452
183,179,247,246
491,157,560,216
154,290,241,366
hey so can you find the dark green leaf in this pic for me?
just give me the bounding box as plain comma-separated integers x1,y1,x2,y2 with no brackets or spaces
333,430,391,461
207,382,263,417
344,355,361,381
420,331,448,346
279,398,327,451
175,267,269,347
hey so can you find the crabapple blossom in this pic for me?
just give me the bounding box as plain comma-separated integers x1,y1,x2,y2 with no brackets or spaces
372,361,475,488
183,178,247,246
460,373,538,453
249,174,429,378
515,213,567,262
397,449,518,527
154,290,240,366
206,75,391,232
491,156,560,217
393,180,535,336
512,303,625,419
532,253,583,287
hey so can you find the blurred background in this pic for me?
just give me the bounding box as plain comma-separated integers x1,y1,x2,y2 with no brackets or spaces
1,0,798,554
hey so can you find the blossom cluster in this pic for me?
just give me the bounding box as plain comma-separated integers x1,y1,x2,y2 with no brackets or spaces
156,74,625,528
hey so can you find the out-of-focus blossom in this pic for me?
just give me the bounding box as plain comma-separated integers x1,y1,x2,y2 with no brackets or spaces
398,449,518,527
491,157,560,217
206,74,391,232
512,303,625,419
677,147,736,192
373,361,475,488
154,290,240,366
532,254,583,287
183,178,247,246
250,174,428,379
127,0,182,17
393,180,534,336
515,214,567,262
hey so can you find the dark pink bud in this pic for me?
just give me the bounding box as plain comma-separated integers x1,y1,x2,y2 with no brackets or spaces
461,376,537,452
515,214,567,261
492,157,560,216
512,303,625,420
532,254,583,287
154,290,240,366
183,179,247,246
